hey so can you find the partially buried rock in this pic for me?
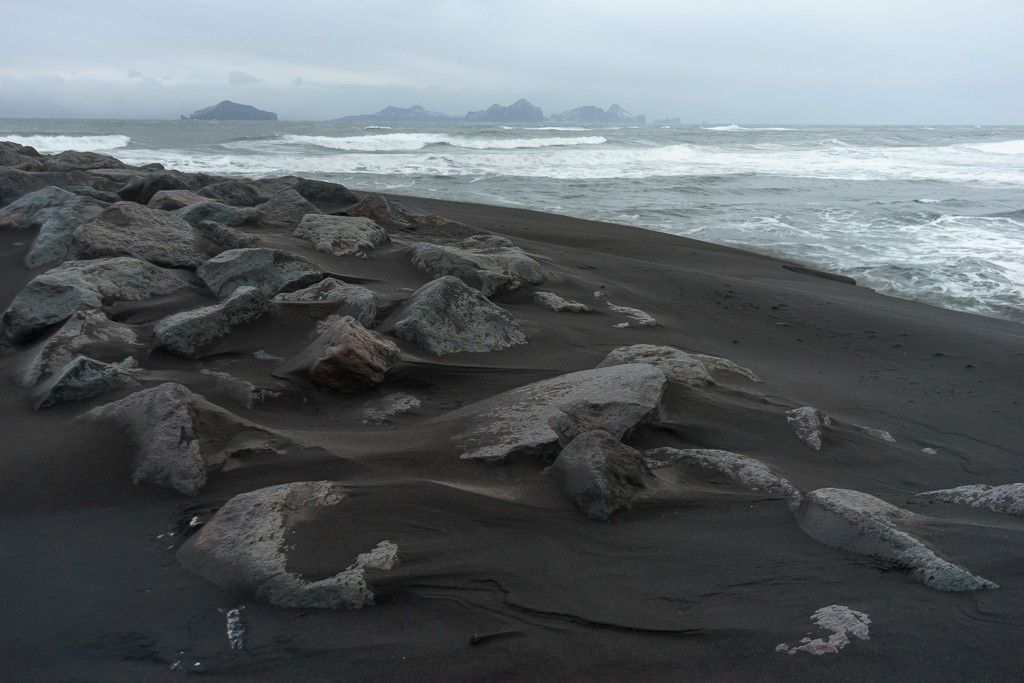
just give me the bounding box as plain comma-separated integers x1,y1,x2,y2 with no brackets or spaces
87,382,291,495
197,247,323,298
308,317,401,392
1,257,191,344
36,355,138,409
273,277,378,327
177,481,398,608
19,309,140,387
392,275,527,355
598,344,762,387
643,447,802,510
154,285,270,358
918,483,1024,517
409,235,544,297
532,291,592,313
173,200,260,228
68,201,202,268
363,393,421,425
786,406,831,450
437,363,667,463
275,316,398,391
795,487,997,591
549,430,649,521
292,215,390,256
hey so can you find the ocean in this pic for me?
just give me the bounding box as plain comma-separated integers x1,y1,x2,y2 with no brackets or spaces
3,119,1022,322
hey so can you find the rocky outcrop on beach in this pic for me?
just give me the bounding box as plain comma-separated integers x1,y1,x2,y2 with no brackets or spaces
2,142,1021,680
183,100,277,121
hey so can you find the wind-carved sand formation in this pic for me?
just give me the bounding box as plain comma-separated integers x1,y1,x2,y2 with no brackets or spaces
2,141,1022,679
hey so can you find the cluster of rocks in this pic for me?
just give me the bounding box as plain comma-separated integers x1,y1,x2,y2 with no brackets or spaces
1,141,1010,613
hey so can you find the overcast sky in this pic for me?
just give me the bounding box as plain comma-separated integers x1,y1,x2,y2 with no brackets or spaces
2,0,1021,123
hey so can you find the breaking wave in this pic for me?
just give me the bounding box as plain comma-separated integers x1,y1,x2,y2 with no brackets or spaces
0,134,130,153
280,133,607,152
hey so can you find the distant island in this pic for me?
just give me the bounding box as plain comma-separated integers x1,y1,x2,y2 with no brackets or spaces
182,100,277,121
334,99,649,124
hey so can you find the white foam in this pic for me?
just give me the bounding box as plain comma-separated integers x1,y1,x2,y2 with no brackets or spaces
0,134,130,153
960,138,1024,155
278,133,606,152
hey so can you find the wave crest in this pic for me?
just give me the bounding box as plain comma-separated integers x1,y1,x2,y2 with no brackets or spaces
0,134,130,153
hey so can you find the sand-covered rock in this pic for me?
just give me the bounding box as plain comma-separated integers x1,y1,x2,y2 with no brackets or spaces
549,430,649,521
439,363,667,463
393,275,527,355
1,257,191,344
598,345,762,387
918,483,1024,517
532,291,592,313
68,201,202,268
796,487,997,591
19,310,140,387
154,285,270,358
292,215,390,256
36,355,138,409
273,278,379,327
786,406,831,450
197,247,323,298
410,235,544,296
776,605,871,656
644,447,802,509
88,382,291,495
362,393,421,425
177,481,398,608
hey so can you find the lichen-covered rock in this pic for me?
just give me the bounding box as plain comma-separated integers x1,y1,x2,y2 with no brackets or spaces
273,278,378,327
256,188,322,224
362,393,421,425
786,406,831,450
36,355,138,409
292,215,390,256
307,317,401,392
796,488,997,591
197,247,323,298
154,286,270,358
437,363,667,463
532,291,592,313
918,483,1024,517
177,481,398,608
19,310,140,387
410,235,544,296
776,605,871,656
644,447,802,509
549,430,649,521
68,201,202,268
393,276,526,355
87,382,290,495
598,344,762,387
1,257,191,344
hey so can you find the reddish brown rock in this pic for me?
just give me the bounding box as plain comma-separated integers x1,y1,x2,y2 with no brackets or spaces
308,316,400,392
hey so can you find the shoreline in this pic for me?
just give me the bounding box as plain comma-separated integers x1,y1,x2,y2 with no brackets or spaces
2,146,1023,680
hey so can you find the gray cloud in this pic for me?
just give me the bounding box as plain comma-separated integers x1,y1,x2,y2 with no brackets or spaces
1,0,1021,123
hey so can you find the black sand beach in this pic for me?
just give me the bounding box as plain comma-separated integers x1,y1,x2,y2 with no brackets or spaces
1,144,1023,682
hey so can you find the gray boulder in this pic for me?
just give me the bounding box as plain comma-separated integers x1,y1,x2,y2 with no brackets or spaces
177,481,398,608
273,278,378,327
598,344,761,387
25,199,107,268
437,363,667,463
20,310,140,387
197,247,323,298
197,180,270,207
195,220,261,250
392,276,527,355
2,257,191,344
36,355,138,409
292,215,390,256
549,430,649,521
69,201,202,268
409,235,544,296
918,483,1024,517
256,189,322,223
114,172,193,204
87,382,292,495
172,200,260,228
146,189,212,211
644,447,802,510
0,185,83,229
786,406,831,450
796,487,997,591
154,286,270,358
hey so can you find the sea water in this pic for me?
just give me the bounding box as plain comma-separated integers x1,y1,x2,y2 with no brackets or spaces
3,119,1022,322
